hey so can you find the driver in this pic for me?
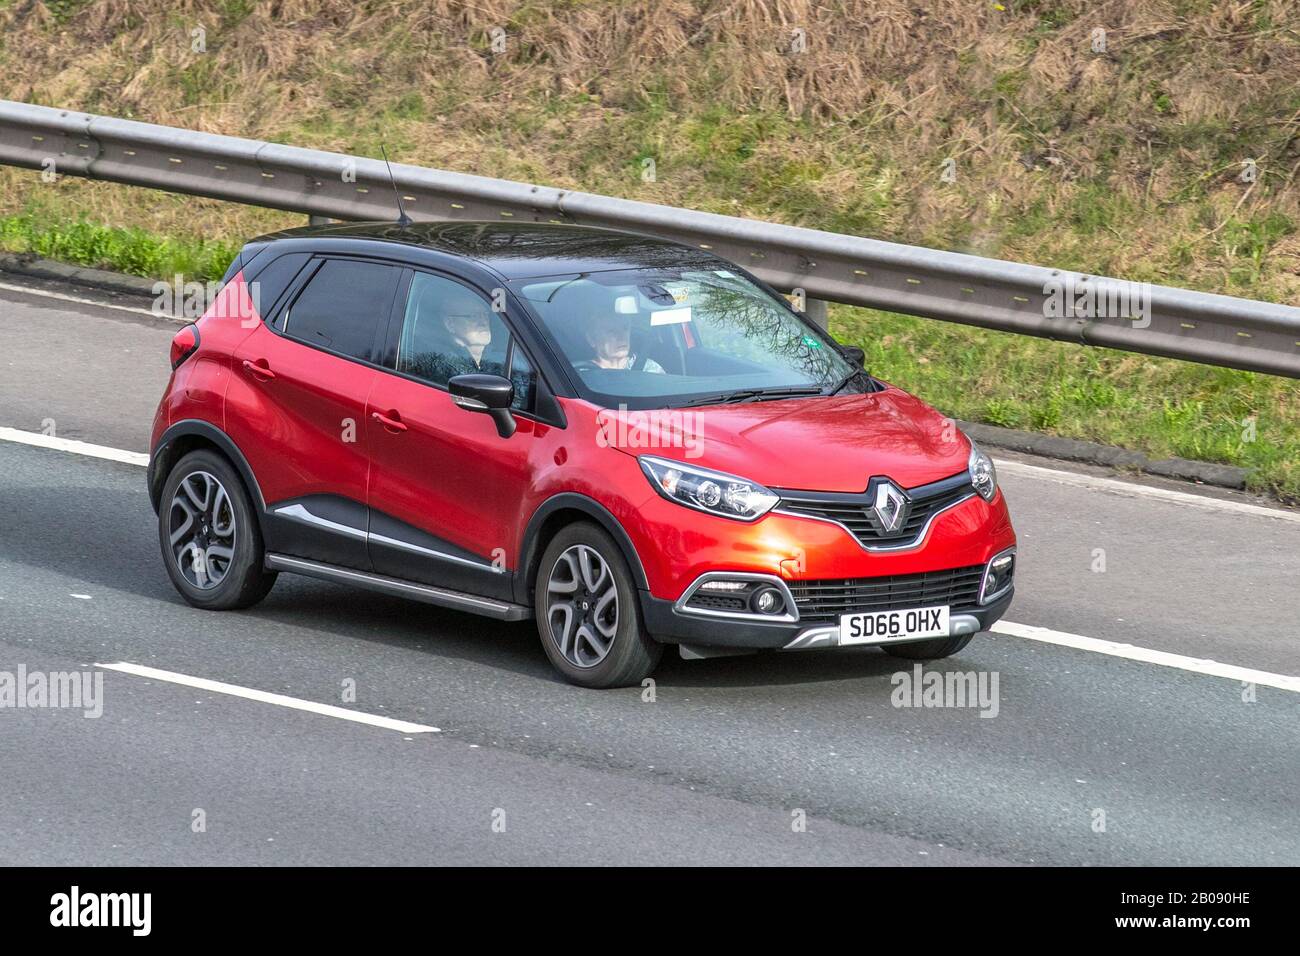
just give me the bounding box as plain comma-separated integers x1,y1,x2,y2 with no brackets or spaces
582,311,664,373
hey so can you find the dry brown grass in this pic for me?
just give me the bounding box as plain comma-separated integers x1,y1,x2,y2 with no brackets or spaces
1,0,1298,298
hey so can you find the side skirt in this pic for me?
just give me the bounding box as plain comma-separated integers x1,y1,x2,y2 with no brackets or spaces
264,553,533,622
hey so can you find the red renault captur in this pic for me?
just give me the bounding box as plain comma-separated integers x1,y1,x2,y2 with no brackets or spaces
149,222,1016,687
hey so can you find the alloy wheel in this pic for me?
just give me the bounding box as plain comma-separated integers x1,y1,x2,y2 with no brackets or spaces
546,544,619,668
168,470,237,590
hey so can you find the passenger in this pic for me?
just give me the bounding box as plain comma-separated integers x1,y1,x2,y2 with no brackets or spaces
439,291,496,372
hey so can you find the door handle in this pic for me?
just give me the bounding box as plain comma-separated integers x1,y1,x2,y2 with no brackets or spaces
242,359,276,381
372,410,408,432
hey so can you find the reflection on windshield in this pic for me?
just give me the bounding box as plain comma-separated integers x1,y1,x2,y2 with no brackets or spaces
514,268,855,409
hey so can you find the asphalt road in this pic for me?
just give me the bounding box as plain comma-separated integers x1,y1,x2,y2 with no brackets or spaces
0,279,1297,865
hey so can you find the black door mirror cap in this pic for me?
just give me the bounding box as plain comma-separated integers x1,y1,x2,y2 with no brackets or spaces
449,373,514,409
448,373,517,438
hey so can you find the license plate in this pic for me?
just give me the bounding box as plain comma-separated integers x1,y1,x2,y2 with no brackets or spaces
839,605,949,645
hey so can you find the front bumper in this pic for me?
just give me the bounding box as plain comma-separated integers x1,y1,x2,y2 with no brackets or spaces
640,559,1015,652
642,586,1013,650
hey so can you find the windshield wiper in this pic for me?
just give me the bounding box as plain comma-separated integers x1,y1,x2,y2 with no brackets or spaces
677,386,825,408
828,366,873,396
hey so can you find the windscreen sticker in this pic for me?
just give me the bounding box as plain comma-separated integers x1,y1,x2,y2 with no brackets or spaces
650,306,693,326
661,284,691,303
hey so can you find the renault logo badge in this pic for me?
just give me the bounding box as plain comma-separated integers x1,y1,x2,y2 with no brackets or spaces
872,481,909,534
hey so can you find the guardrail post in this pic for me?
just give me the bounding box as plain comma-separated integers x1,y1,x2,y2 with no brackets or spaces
804,298,829,330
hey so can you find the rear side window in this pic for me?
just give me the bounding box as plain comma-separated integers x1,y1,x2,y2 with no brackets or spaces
245,252,310,326
284,259,401,362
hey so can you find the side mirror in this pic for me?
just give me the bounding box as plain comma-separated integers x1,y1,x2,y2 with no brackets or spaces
836,344,866,367
449,373,516,438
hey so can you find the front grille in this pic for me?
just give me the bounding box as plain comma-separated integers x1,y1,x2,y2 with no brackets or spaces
776,472,974,550
788,565,985,625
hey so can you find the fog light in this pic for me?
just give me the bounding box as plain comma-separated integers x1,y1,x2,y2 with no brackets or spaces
751,587,785,615
979,549,1016,605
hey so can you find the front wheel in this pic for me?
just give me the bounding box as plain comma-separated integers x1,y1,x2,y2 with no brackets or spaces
882,633,975,660
158,449,277,610
535,523,662,688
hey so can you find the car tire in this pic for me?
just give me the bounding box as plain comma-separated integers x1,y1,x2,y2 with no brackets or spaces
158,449,277,611
882,633,976,660
535,522,662,688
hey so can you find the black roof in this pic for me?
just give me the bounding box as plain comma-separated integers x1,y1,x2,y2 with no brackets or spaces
251,221,722,280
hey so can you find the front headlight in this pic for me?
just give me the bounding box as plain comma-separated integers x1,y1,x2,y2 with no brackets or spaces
639,456,779,522
967,439,998,501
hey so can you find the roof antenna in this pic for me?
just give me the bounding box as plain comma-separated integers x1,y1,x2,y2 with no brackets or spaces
380,145,412,228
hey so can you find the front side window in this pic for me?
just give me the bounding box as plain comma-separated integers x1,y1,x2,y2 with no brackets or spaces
283,259,400,361
396,271,539,413
397,272,510,385
508,347,536,412
512,268,856,409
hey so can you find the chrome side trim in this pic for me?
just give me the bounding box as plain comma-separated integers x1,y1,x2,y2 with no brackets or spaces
367,531,506,574
773,492,976,554
274,503,506,574
673,571,799,624
781,612,982,651
273,503,367,540
264,554,531,621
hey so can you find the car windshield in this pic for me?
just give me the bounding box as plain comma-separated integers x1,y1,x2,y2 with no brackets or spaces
512,268,856,409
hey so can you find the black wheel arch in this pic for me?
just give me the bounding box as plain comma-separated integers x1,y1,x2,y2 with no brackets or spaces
516,494,649,606
149,420,267,517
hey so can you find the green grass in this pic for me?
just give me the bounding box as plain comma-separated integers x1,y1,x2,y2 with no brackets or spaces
0,211,239,283
835,307,1300,503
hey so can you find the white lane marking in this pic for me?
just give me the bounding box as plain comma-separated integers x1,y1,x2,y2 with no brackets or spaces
0,426,148,466
0,279,161,318
96,661,441,734
991,620,1300,693
996,458,1300,524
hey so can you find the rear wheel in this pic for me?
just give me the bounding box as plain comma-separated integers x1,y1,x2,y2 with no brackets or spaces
882,633,975,660
536,523,661,688
158,449,276,610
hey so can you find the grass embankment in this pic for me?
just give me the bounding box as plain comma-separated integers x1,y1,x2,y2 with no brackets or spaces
1,0,1297,497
